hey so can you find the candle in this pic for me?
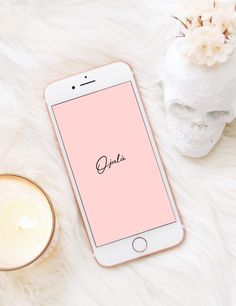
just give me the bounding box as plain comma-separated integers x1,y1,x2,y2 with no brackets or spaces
0,174,56,271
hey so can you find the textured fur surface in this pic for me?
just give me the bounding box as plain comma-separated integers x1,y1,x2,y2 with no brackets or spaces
0,1,236,305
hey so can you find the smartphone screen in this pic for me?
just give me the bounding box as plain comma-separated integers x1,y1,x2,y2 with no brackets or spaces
52,81,176,247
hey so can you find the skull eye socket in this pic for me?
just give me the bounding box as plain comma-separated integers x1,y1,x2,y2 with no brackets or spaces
170,103,195,118
207,111,230,121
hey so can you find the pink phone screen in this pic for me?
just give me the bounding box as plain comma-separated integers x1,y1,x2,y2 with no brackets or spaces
52,81,176,246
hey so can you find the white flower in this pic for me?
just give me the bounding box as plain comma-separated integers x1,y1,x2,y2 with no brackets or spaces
179,26,234,66
212,10,236,34
175,0,236,66
213,13,233,33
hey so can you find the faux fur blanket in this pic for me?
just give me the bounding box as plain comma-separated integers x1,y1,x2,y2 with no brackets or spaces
0,1,236,305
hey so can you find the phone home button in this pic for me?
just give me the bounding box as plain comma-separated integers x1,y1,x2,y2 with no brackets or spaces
132,237,147,253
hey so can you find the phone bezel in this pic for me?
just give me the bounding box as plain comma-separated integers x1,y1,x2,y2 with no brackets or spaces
44,62,184,267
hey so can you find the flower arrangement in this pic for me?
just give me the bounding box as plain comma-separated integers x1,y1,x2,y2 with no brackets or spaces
174,0,236,66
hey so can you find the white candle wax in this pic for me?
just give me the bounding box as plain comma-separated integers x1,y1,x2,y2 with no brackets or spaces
0,175,55,270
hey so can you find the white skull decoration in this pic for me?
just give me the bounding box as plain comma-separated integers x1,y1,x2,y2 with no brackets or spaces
162,39,236,158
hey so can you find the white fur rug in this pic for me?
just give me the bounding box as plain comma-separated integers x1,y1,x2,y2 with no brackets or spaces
1,1,236,305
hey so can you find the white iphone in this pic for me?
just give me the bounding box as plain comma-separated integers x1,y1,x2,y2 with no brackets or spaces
45,62,184,267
